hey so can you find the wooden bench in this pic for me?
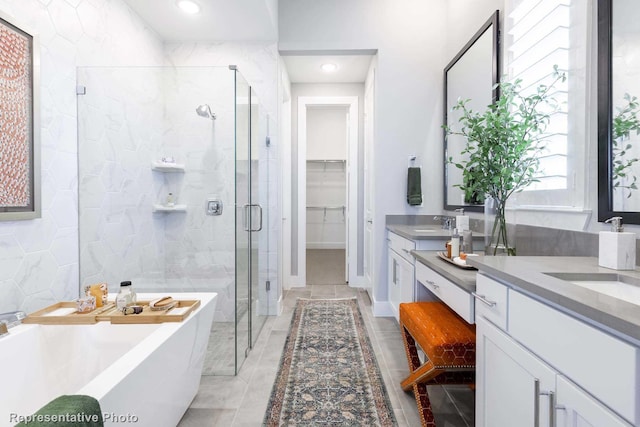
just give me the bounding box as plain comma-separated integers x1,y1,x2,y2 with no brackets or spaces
399,301,476,427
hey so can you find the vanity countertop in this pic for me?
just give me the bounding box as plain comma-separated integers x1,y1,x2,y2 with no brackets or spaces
411,250,477,294
387,224,485,241
467,256,640,343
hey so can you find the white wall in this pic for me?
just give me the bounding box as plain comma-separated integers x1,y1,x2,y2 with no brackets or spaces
307,107,347,160
0,0,163,314
280,0,447,307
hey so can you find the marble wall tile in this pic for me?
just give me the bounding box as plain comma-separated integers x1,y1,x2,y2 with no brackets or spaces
0,0,164,311
0,1,281,317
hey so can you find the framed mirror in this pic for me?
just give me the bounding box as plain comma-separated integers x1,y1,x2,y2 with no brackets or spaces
444,11,500,212
598,0,640,223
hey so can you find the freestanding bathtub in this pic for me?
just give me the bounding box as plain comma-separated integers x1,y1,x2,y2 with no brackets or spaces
0,292,217,427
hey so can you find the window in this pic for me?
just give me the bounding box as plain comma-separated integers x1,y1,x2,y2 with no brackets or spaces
509,0,570,192
506,0,588,209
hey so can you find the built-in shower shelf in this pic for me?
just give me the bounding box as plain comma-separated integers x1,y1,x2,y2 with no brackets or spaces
151,161,185,172
153,204,187,213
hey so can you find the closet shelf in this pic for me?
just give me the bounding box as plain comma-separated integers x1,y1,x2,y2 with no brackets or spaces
307,159,346,171
307,205,346,221
306,206,346,210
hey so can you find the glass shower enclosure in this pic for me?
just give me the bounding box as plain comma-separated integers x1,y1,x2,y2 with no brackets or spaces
76,66,270,375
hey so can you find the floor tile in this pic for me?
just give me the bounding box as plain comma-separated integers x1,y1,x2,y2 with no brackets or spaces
177,408,237,427
188,375,248,409
187,250,473,426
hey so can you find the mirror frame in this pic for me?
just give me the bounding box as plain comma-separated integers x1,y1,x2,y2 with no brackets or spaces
597,0,640,223
443,10,500,212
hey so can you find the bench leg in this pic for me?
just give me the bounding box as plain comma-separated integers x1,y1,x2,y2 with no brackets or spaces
400,325,476,427
400,326,444,391
413,383,437,427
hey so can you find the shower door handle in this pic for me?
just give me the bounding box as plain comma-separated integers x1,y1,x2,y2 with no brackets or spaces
242,204,263,232
251,204,263,232
242,204,250,231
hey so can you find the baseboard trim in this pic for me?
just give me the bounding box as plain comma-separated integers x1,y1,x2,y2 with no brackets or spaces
370,294,394,317
348,275,367,288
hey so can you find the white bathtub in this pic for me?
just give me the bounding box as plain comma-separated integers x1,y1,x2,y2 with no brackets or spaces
0,292,217,427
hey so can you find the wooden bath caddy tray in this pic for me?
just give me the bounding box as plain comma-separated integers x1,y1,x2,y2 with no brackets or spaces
97,300,200,324
23,300,200,325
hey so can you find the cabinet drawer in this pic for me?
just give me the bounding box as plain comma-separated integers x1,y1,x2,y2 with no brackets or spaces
415,261,474,323
388,232,415,263
509,290,640,425
473,274,508,330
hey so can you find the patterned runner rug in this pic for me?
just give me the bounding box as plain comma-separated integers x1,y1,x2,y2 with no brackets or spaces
263,298,397,426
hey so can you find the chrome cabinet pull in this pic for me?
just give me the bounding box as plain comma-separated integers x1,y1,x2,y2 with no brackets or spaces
402,248,410,254
425,280,439,290
393,259,398,284
534,379,540,427
472,292,497,307
539,389,557,427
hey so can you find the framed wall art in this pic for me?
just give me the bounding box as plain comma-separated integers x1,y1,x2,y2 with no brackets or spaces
0,12,40,220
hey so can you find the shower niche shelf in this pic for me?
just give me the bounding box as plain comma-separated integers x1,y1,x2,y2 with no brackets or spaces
153,204,187,213
151,161,185,172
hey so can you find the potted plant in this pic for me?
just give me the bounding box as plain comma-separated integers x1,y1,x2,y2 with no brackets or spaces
446,67,566,255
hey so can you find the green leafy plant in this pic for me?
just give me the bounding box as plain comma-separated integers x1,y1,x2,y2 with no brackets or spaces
445,66,566,255
612,93,640,197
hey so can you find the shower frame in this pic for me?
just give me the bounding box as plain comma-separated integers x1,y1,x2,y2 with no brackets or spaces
75,65,270,376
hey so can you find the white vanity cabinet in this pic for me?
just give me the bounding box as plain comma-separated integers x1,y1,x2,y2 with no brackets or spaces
475,273,636,427
476,316,556,427
386,230,450,321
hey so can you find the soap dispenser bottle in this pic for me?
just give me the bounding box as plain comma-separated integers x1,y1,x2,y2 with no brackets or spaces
599,217,636,270
455,208,469,232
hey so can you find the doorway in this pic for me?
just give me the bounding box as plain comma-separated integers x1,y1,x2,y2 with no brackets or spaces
305,105,349,284
280,52,376,290
297,96,358,286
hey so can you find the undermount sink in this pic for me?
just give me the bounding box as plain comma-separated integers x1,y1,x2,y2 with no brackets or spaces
544,272,640,304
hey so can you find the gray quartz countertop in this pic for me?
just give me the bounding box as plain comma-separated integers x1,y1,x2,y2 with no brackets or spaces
387,224,484,241
467,256,640,344
411,250,477,293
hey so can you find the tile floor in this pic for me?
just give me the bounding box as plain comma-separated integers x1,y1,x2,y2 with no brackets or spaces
178,250,474,426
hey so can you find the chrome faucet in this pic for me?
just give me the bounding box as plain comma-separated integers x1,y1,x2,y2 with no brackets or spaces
0,311,26,332
433,216,454,230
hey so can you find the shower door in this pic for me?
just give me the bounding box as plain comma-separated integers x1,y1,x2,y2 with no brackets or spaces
234,71,269,372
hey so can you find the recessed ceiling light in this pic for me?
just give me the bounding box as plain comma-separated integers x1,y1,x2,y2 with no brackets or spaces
176,0,201,14
321,63,338,72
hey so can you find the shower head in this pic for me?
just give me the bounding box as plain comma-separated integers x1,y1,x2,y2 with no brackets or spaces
196,104,216,120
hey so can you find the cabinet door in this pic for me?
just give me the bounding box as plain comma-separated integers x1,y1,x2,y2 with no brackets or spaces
388,249,413,321
397,253,414,305
556,376,632,427
476,316,556,427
